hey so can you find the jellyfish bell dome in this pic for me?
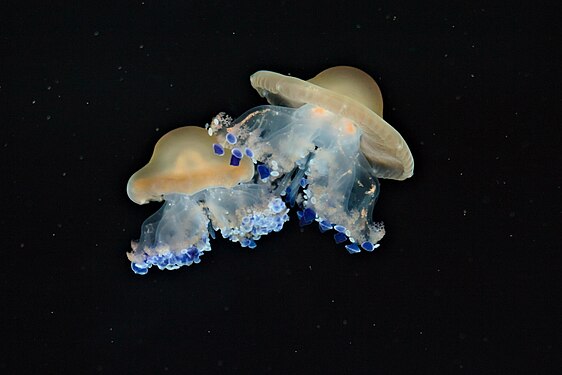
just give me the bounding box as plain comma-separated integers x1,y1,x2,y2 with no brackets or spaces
250,66,414,180
127,126,254,205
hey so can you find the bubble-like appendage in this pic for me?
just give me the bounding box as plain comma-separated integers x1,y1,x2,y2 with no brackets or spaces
127,194,212,274
212,104,385,247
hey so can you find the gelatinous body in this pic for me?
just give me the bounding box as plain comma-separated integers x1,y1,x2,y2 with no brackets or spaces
126,66,413,274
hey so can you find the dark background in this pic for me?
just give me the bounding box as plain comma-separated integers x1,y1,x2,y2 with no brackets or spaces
2,1,560,374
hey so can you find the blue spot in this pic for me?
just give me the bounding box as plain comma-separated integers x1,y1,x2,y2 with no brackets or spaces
334,225,347,233
226,133,237,144
248,239,257,249
318,220,332,233
345,243,361,254
296,210,303,220
361,241,375,251
186,247,201,263
334,232,347,244
299,207,316,226
230,155,241,166
257,165,270,179
299,178,308,188
231,148,243,159
131,262,148,275
213,143,224,156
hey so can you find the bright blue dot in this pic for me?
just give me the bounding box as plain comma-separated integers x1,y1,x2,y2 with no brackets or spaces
334,232,347,244
361,241,375,251
226,133,237,144
245,148,254,158
300,207,316,226
231,148,243,158
345,243,361,254
187,247,200,262
230,155,241,166
131,262,148,275
334,225,347,233
257,165,270,179
299,178,308,187
213,143,224,156
318,220,332,233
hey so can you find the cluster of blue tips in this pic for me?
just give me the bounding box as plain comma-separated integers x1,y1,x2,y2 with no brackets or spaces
226,198,289,247
131,246,204,275
302,216,379,254
212,133,255,167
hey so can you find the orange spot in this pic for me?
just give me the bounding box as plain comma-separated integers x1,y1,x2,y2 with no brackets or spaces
344,121,356,134
312,107,326,116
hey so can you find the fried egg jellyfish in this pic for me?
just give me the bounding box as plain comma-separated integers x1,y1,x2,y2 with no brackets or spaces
126,66,413,274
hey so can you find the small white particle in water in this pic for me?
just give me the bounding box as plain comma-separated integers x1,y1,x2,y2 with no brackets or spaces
139,44,144,49
62,172,66,177
46,115,51,120
93,31,100,36
32,100,36,104
47,86,52,90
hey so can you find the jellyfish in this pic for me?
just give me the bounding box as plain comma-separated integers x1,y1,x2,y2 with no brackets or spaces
126,66,413,274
